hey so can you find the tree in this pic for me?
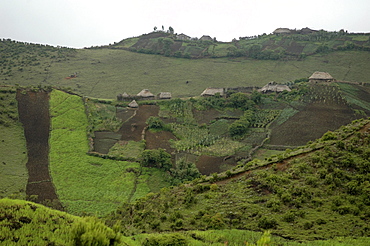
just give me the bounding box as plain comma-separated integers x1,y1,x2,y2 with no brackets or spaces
140,149,172,171
229,121,248,138
228,92,249,108
168,26,174,34
153,26,157,32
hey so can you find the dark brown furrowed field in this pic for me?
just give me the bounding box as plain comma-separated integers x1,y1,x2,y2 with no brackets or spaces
16,90,63,210
269,101,357,146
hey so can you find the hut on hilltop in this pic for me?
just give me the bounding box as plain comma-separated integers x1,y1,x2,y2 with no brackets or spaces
176,33,191,40
201,88,225,97
200,35,213,41
137,89,155,99
309,71,335,83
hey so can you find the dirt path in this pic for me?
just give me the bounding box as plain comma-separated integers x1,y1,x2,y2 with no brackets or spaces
16,89,63,210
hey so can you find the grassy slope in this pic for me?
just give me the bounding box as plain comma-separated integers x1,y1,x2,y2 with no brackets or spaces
0,88,28,199
42,50,370,99
106,118,370,241
49,89,169,216
0,36,369,99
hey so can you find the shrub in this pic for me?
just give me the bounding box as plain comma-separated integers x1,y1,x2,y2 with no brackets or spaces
258,216,277,229
140,149,172,171
146,116,165,129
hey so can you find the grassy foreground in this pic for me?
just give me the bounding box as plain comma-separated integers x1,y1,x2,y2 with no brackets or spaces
2,198,369,246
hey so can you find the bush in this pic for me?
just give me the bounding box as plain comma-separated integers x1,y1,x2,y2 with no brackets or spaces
140,149,172,171
258,216,277,229
71,217,121,246
147,116,165,129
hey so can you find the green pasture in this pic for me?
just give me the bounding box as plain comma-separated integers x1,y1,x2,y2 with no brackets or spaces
49,89,169,216
0,125,28,199
0,88,28,199
2,43,369,100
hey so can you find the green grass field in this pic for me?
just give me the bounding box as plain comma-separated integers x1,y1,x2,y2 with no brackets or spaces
2,43,369,100
0,125,28,199
0,88,28,199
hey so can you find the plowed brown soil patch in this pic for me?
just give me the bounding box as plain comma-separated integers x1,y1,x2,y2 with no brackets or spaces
145,130,176,153
16,90,63,210
196,155,237,175
118,105,159,141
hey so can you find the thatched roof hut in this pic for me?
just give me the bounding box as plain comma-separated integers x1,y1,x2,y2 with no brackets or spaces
259,81,291,93
309,71,334,83
201,88,225,97
158,92,172,99
128,100,139,108
137,89,154,98
121,92,129,98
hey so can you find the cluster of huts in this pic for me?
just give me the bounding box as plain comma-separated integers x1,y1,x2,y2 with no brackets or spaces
119,72,335,107
117,89,172,108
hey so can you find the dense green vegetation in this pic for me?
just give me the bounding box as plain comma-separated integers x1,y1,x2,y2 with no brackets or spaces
2,198,370,245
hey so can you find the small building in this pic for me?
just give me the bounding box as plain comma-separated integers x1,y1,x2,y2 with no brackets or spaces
273,28,292,35
259,81,291,93
117,92,130,101
200,35,213,41
176,33,191,40
137,89,155,99
158,92,172,99
309,71,335,83
201,88,225,97
128,100,139,108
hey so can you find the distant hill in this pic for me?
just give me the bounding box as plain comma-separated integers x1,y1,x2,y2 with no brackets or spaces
108,29,370,59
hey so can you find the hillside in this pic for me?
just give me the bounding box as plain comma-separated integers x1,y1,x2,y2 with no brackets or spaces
106,118,370,241
0,31,370,99
0,198,123,245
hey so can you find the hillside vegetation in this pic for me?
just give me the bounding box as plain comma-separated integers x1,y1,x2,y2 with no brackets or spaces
105,118,370,241
2,198,370,245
